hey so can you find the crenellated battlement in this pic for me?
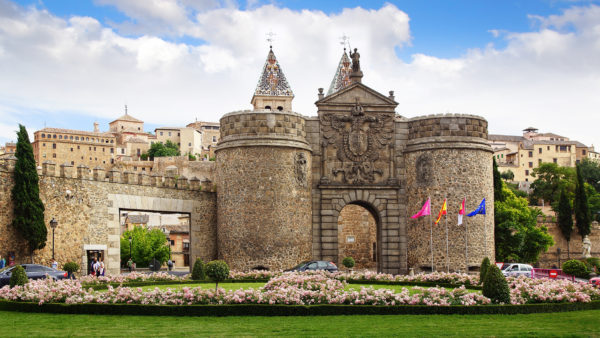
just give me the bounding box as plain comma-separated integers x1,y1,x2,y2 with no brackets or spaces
0,158,213,192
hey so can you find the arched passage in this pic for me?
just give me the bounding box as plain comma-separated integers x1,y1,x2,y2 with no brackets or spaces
337,202,379,270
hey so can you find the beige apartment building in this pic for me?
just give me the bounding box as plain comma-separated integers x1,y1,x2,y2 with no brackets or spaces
155,121,220,159
490,127,592,185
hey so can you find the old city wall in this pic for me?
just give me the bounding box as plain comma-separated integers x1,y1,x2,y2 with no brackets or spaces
405,114,494,272
112,156,216,182
0,159,217,275
537,216,600,267
215,110,313,271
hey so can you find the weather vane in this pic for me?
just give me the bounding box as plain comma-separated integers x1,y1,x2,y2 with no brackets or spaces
339,34,350,51
266,30,276,49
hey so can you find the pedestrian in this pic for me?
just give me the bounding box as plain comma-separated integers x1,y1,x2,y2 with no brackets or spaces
132,262,136,271
0,256,4,269
51,259,58,269
98,258,105,276
167,259,173,271
93,259,100,276
91,257,97,276
127,258,133,272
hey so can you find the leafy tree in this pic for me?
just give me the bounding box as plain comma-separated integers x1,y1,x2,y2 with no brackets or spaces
479,257,490,285
12,125,47,263
562,259,589,279
585,183,600,222
342,257,355,269
574,164,592,238
506,182,528,198
557,188,573,259
578,158,600,192
192,258,206,280
493,158,505,203
482,265,510,304
120,227,170,268
146,140,180,159
529,163,575,207
500,170,514,182
205,260,230,292
494,185,554,263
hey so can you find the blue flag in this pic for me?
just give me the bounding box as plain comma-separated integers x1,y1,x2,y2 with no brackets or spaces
467,198,486,217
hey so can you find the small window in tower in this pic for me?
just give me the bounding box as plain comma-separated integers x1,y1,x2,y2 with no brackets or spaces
277,106,283,111
264,105,271,110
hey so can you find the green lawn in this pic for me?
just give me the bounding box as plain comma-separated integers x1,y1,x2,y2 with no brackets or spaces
1,310,599,336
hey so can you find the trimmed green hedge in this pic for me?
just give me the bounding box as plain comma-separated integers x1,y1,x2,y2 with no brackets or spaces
0,300,599,316
85,279,271,291
345,279,482,290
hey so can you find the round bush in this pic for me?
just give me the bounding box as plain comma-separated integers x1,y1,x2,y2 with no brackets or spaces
585,257,599,274
63,262,80,273
562,259,590,278
342,257,355,269
479,257,491,284
482,264,510,304
9,265,28,288
205,260,229,289
191,258,205,280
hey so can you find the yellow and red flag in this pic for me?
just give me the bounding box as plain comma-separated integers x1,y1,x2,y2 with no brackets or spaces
434,199,447,225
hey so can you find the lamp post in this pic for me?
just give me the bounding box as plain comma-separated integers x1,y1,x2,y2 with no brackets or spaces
49,218,58,260
128,236,132,261
166,236,171,260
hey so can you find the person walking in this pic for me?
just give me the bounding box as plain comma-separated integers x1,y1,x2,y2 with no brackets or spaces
98,259,105,276
127,258,133,272
0,256,5,269
167,259,173,271
51,259,58,269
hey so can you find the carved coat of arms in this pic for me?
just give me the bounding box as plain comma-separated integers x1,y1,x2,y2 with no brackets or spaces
321,99,393,184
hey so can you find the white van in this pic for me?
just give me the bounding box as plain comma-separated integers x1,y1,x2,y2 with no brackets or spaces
501,263,533,277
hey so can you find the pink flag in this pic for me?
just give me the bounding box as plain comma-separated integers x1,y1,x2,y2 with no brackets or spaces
411,198,431,219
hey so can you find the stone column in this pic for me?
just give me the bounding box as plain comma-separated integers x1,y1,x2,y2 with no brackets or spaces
93,167,105,181
139,172,151,186
164,174,176,188
77,165,89,179
151,173,163,187
189,176,201,191
108,169,121,183
177,175,188,190
42,161,56,177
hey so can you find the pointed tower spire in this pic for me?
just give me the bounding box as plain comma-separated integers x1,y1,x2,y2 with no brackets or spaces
327,49,352,96
251,47,294,111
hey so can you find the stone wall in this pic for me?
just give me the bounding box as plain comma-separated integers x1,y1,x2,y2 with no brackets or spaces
537,217,600,267
337,204,377,269
215,110,312,271
405,114,494,272
0,159,217,275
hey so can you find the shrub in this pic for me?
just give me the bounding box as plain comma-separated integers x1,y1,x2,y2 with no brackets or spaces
205,260,229,291
63,262,80,273
191,259,205,280
585,257,600,274
482,265,510,304
562,259,590,279
342,257,355,269
9,265,28,288
479,257,491,284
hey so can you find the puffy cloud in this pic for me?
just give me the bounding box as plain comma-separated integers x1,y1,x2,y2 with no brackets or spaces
0,1,599,147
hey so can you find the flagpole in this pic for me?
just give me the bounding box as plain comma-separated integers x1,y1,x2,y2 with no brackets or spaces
430,196,433,273
464,196,468,273
445,196,449,273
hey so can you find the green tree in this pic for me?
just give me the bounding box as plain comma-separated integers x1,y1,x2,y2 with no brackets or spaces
529,163,575,207
120,227,170,268
574,164,592,238
479,257,490,285
146,140,180,159
494,185,554,263
557,187,573,259
577,158,600,192
192,258,206,280
205,260,230,292
493,158,505,203
12,125,47,263
482,264,510,304
500,170,514,182
9,265,28,287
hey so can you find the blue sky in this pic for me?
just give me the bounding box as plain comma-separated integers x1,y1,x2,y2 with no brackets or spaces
2,0,600,146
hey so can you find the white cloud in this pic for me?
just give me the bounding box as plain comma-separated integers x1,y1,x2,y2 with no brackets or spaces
0,1,599,147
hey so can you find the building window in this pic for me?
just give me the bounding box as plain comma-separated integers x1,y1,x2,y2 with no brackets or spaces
529,162,533,168
188,143,191,146
583,150,587,155
41,133,45,138
178,133,180,136
89,147,92,151
77,145,80,149
528,151,533,157
75,136,79,140
212,136,217,143
160,132,163,136
110,148,114,153
53,134,56,139
168,132,171,136
170,240,175,246
559,146,567,151
42,143,45,147
52,154,56,158
70,136,73,140
553,158,557,163
538,148,542,154
70,148,73,152
538,159,542,165
525,170,529,176
133,167,137,171
52,143,56,149
111,159,114,164
71,161,74,165
102,148,105,152
183,242,190,250
121,149,125,154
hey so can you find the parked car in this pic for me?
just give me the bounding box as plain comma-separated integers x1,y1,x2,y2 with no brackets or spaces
0,264,68,286
501,263,533,277
286,261,338,273
590,276,600,287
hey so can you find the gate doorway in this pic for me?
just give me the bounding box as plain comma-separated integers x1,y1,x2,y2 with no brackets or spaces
86,250,104,275
337,203,379,270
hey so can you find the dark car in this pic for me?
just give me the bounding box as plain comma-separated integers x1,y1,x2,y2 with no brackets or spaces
286,261,338,273
0,264,68,286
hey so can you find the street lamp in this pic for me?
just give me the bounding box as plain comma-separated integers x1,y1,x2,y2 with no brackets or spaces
49,218,58,260
166,235,171,260
128,236,132,261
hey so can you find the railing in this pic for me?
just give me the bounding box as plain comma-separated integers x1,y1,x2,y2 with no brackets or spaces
532,268,575,281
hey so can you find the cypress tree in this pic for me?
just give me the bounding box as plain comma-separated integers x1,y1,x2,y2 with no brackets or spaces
12,125,47,263
557,187,573,259
574,164,591,238
493,158,505,203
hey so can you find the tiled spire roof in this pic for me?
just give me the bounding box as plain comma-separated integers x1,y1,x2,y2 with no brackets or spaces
327,50,352,96
254,48,293,97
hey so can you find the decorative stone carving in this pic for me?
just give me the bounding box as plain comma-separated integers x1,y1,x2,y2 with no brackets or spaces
416,153,432,186
295,152,307,187
321,98,392,184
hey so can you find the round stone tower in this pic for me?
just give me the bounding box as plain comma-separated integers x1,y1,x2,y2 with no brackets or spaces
215,48,312,270
404,114,494,272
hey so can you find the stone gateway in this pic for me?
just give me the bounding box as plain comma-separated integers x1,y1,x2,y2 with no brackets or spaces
0,47,494,275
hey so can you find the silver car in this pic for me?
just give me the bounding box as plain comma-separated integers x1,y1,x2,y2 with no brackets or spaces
501,263,533,277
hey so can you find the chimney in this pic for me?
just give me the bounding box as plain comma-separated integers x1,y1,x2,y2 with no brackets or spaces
93,122,100,133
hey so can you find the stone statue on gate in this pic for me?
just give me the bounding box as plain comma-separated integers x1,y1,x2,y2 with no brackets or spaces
582,235,592,258
350,48,360,73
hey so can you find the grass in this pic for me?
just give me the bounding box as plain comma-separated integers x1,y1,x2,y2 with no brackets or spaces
1,310,599,336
